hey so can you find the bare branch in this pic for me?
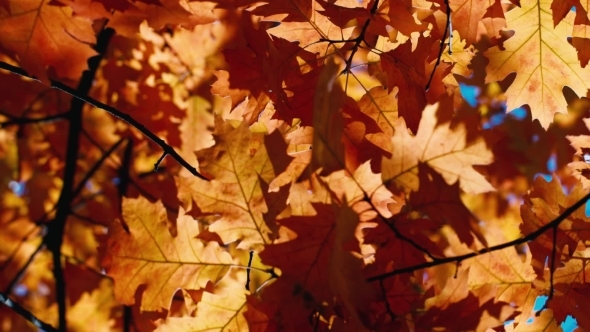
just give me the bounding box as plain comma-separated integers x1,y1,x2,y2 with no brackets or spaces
0,112,69,128
154,152,168,172
0,291,58,332
246,250,254,290
44,27,114,331
0,61,207,180
367,191,590,282
425,0,451,91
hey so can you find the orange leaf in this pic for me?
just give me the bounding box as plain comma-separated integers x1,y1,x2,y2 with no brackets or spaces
382,103,494,194
485,0,590,128
103,197,234,312
176,119,289,250
0,0,96,81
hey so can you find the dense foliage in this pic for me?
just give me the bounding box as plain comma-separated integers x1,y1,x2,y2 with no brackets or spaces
1,0,590,331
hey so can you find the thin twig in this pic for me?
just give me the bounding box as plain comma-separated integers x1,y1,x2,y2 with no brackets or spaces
71,137,126,199
0,61,207,180
44,27,114,331
380,279,396,323
425,0,451,91
0,112,69,128
154,152,168,172
4,243,45,295
548,226,557,300
0,226,41,271
0,291,58,332
245,251,254,291
367,191,590,282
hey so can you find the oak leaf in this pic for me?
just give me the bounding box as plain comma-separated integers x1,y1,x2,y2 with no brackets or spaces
212,12,322,125
485,0,590,128
440,30,475,86
155,271,250,332
103,197,234,312
66,279,118,332
253,0,356,55
108,0,217,37
521,176,590,277
449,0,496,45
535,256,590,329
357,86,399,153
382,102,494,194
572,24,590,68
419,269,514,331
379,36,438,133
259,203,336,305
176,119,289,250
0,0,96,81
381,0,428,37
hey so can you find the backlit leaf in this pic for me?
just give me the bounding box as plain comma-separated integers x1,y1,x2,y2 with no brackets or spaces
485,0,590,128
103,197,234,312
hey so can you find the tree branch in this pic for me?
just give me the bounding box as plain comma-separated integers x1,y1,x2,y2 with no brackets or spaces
367,191,590,282
71,137,126,199
0,291,58,332
425,0,451,91
43,27,114,331
0,61,207,180
0,112,69,128
4,243,45,295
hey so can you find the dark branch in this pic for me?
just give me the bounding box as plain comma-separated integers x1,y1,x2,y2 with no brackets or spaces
245,250,254,290
425,0,451,92
0,112,69,128
361,193,440,261
44,27,114,331
0,291,58,332
4,243,45,295
71,137,126,199
340,0,380,76
367,191,590,282
154,152,168,172
0,62,207,180
380,279,396,323
118,138,134,207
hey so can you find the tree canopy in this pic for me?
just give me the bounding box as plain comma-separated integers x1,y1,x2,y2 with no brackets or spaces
1,0,590,331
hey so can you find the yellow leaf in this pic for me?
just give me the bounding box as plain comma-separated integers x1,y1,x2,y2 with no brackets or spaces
441,30,476,86
155,271,249,332
382,103,494,194
103,197,234,312
358,86,399,153
485,0,590,128
67,280,118,332
176,119,283,250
